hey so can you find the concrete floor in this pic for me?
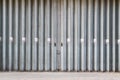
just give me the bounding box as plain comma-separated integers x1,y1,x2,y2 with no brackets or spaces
0,72,120,80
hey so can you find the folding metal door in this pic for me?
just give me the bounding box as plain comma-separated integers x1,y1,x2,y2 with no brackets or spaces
0,0,120,72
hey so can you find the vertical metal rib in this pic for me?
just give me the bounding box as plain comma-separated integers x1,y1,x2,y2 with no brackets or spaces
100,0,105,71
88,0,94,71
118,0,120,71
67,0,73,71
14,0,18,70
32,0,37,71
61,0,67,71
19,0,25,71
112,0,116,72
2,0,6,71
8,0,12,71
81,0,87,71
0,0,2,70
26,0,31,71
106,0,110,71
94,0,100,71
45,0,50,71
51,0,57,71
38,0,44,71
74,0,80,71
57,0,61,71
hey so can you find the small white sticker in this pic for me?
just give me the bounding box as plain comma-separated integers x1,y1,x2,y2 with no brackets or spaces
35,38,38,42
80,38,84,43
67,38,70,42
10,37,13,42
47,38,51,42
93,39,96,43
22,37,26,42
118,39,120,44
106,39,109,44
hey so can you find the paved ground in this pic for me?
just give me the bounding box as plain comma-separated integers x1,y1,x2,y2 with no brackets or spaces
0,72,120,80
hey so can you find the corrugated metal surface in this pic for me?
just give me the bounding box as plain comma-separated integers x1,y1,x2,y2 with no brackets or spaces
0,0,120,72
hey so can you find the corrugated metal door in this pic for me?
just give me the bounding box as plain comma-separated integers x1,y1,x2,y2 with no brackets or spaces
0,0,120,72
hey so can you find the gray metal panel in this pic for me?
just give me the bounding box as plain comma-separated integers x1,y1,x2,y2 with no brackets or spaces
57,0,61,71
38,0,44,71
100,0,105,71
0,0,2,70
14,0,19,70
106,0,110,71
8,0,13,71
118,0,120,71
94,0,100,71
81,0,87,71
19,0,25,71
67,0,74,71
61,0,67,71
32,0,38,71
112,0,116,72
45,0,50,71
51,0,57,71
26,0,31,71
88,0,94,71
74,0,80,71
2,0,6,71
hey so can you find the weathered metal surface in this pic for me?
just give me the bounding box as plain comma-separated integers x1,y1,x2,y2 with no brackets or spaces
0,0,119,72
